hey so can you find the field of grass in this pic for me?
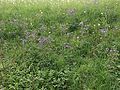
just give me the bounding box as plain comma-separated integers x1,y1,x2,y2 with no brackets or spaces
0,0,120,89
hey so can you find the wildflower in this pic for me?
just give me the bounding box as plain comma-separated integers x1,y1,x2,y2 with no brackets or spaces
67,0,70,3
66,8,76,16
100,28,108,33
64,43,71,48
98,23,100,26
77,36,79,39
101,12,103,15
41,12,43,14
30,22,33,26
12,2,15,5
110,48,119,53
84,25,90,30
25,31,36,40
38,36,51,47
39,10,43,14
83,11,86,13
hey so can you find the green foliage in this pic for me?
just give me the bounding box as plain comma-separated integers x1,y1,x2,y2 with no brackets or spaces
0,0,120,90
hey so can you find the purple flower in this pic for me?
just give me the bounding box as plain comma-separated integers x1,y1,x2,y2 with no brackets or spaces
64,43,71,49
38,36,51,47
100,28,108,34
66,8,76,16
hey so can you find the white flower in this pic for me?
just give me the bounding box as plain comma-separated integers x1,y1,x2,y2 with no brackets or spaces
101,12,103,15
30,23,32,25
84,11,86,13
100,37,102,39
98,23,100,26
77,36,79,39
67,0,70,2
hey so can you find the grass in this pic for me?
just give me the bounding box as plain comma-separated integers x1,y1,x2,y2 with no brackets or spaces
0,0,120,90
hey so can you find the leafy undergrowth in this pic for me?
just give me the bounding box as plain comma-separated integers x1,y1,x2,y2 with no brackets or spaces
0,0,120,90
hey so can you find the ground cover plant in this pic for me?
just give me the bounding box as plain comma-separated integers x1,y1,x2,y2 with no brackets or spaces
0,0,120,90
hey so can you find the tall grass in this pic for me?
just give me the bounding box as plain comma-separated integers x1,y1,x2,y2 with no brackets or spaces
0,0,120,89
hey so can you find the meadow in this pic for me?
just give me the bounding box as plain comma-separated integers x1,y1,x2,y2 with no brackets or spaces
0,0,120,89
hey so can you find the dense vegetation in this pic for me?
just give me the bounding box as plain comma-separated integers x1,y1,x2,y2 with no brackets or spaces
0,0,120,89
